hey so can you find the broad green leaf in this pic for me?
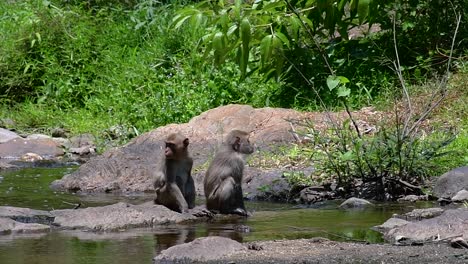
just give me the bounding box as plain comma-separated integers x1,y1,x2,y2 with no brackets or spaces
260,35,273,66
240,18,251,45
337,86,351,97
357,0,370,24
263,1,285,11
338,76,350,84
275,32,290,48
327,75,340,91
212,32,224,51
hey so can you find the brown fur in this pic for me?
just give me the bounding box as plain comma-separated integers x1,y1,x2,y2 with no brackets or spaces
204,130,254,216
153,133,195,213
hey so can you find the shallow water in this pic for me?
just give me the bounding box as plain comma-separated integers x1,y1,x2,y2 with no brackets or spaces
0,167,433,264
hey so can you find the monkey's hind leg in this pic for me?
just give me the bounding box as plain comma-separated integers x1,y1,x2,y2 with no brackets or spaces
216,177,247,216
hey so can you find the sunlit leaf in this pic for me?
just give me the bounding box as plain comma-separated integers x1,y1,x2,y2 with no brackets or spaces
260,35,273,66
337,86,351,97
327,75,340,91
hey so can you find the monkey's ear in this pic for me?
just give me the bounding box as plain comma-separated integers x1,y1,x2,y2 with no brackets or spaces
183,138,189,147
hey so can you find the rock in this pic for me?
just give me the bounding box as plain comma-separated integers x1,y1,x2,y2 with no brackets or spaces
433,166,468,199
20,152,44,162
397,195,429,202
0,206,54,225
299,186,334,204
372,217,409,233
50,104,383,194
0,128,20,143
0,137,64,159
339,197,373,209
0,218,50,234
243,168,292,202
451,189,468,202
383,208,468,244
68,133,95,148
26,134,52,140
154,236,246,263
12,222,51,234
69,146,95,156
51,202,197,231
0,218,16,233
395,208,444,221
51,128,68,138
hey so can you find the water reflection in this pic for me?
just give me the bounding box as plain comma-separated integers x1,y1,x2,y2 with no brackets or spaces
0,167,438,264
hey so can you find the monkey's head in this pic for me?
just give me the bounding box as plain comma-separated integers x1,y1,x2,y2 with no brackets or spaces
164,133,189,160
227,130,254,154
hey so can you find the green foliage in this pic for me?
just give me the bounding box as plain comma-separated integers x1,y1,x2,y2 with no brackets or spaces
307,121,456,198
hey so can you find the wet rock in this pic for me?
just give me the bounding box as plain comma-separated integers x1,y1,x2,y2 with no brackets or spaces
0,128,20,143
433,166,468,199
51,202,197,231
0,137,64,159
395,208,444,221
451,189,468,203
383,208,468,244
154,236,246,263
0,218,50,234
20,152,44,162
339,197,373,209
372,217,410,233
299,186,334,204
397,194,429,202
0,206,55,225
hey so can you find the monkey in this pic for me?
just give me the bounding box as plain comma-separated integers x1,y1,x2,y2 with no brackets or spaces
153,133,195,213
204,130,255,216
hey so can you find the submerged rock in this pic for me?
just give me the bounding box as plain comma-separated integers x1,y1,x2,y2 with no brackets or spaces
154,236,246,263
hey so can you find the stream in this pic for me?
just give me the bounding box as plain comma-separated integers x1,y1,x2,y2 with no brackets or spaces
0,167,433,264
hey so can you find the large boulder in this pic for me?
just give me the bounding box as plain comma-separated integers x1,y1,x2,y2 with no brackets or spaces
50,104,381,195
0,137,64,159
376,208,468,244
154,236,246,263
0,128,20,143
433,166,468,199
50,105,311,193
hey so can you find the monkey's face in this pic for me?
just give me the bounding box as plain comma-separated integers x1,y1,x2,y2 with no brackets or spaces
237,138,255,154
164,136,189,160
165,142,176,159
